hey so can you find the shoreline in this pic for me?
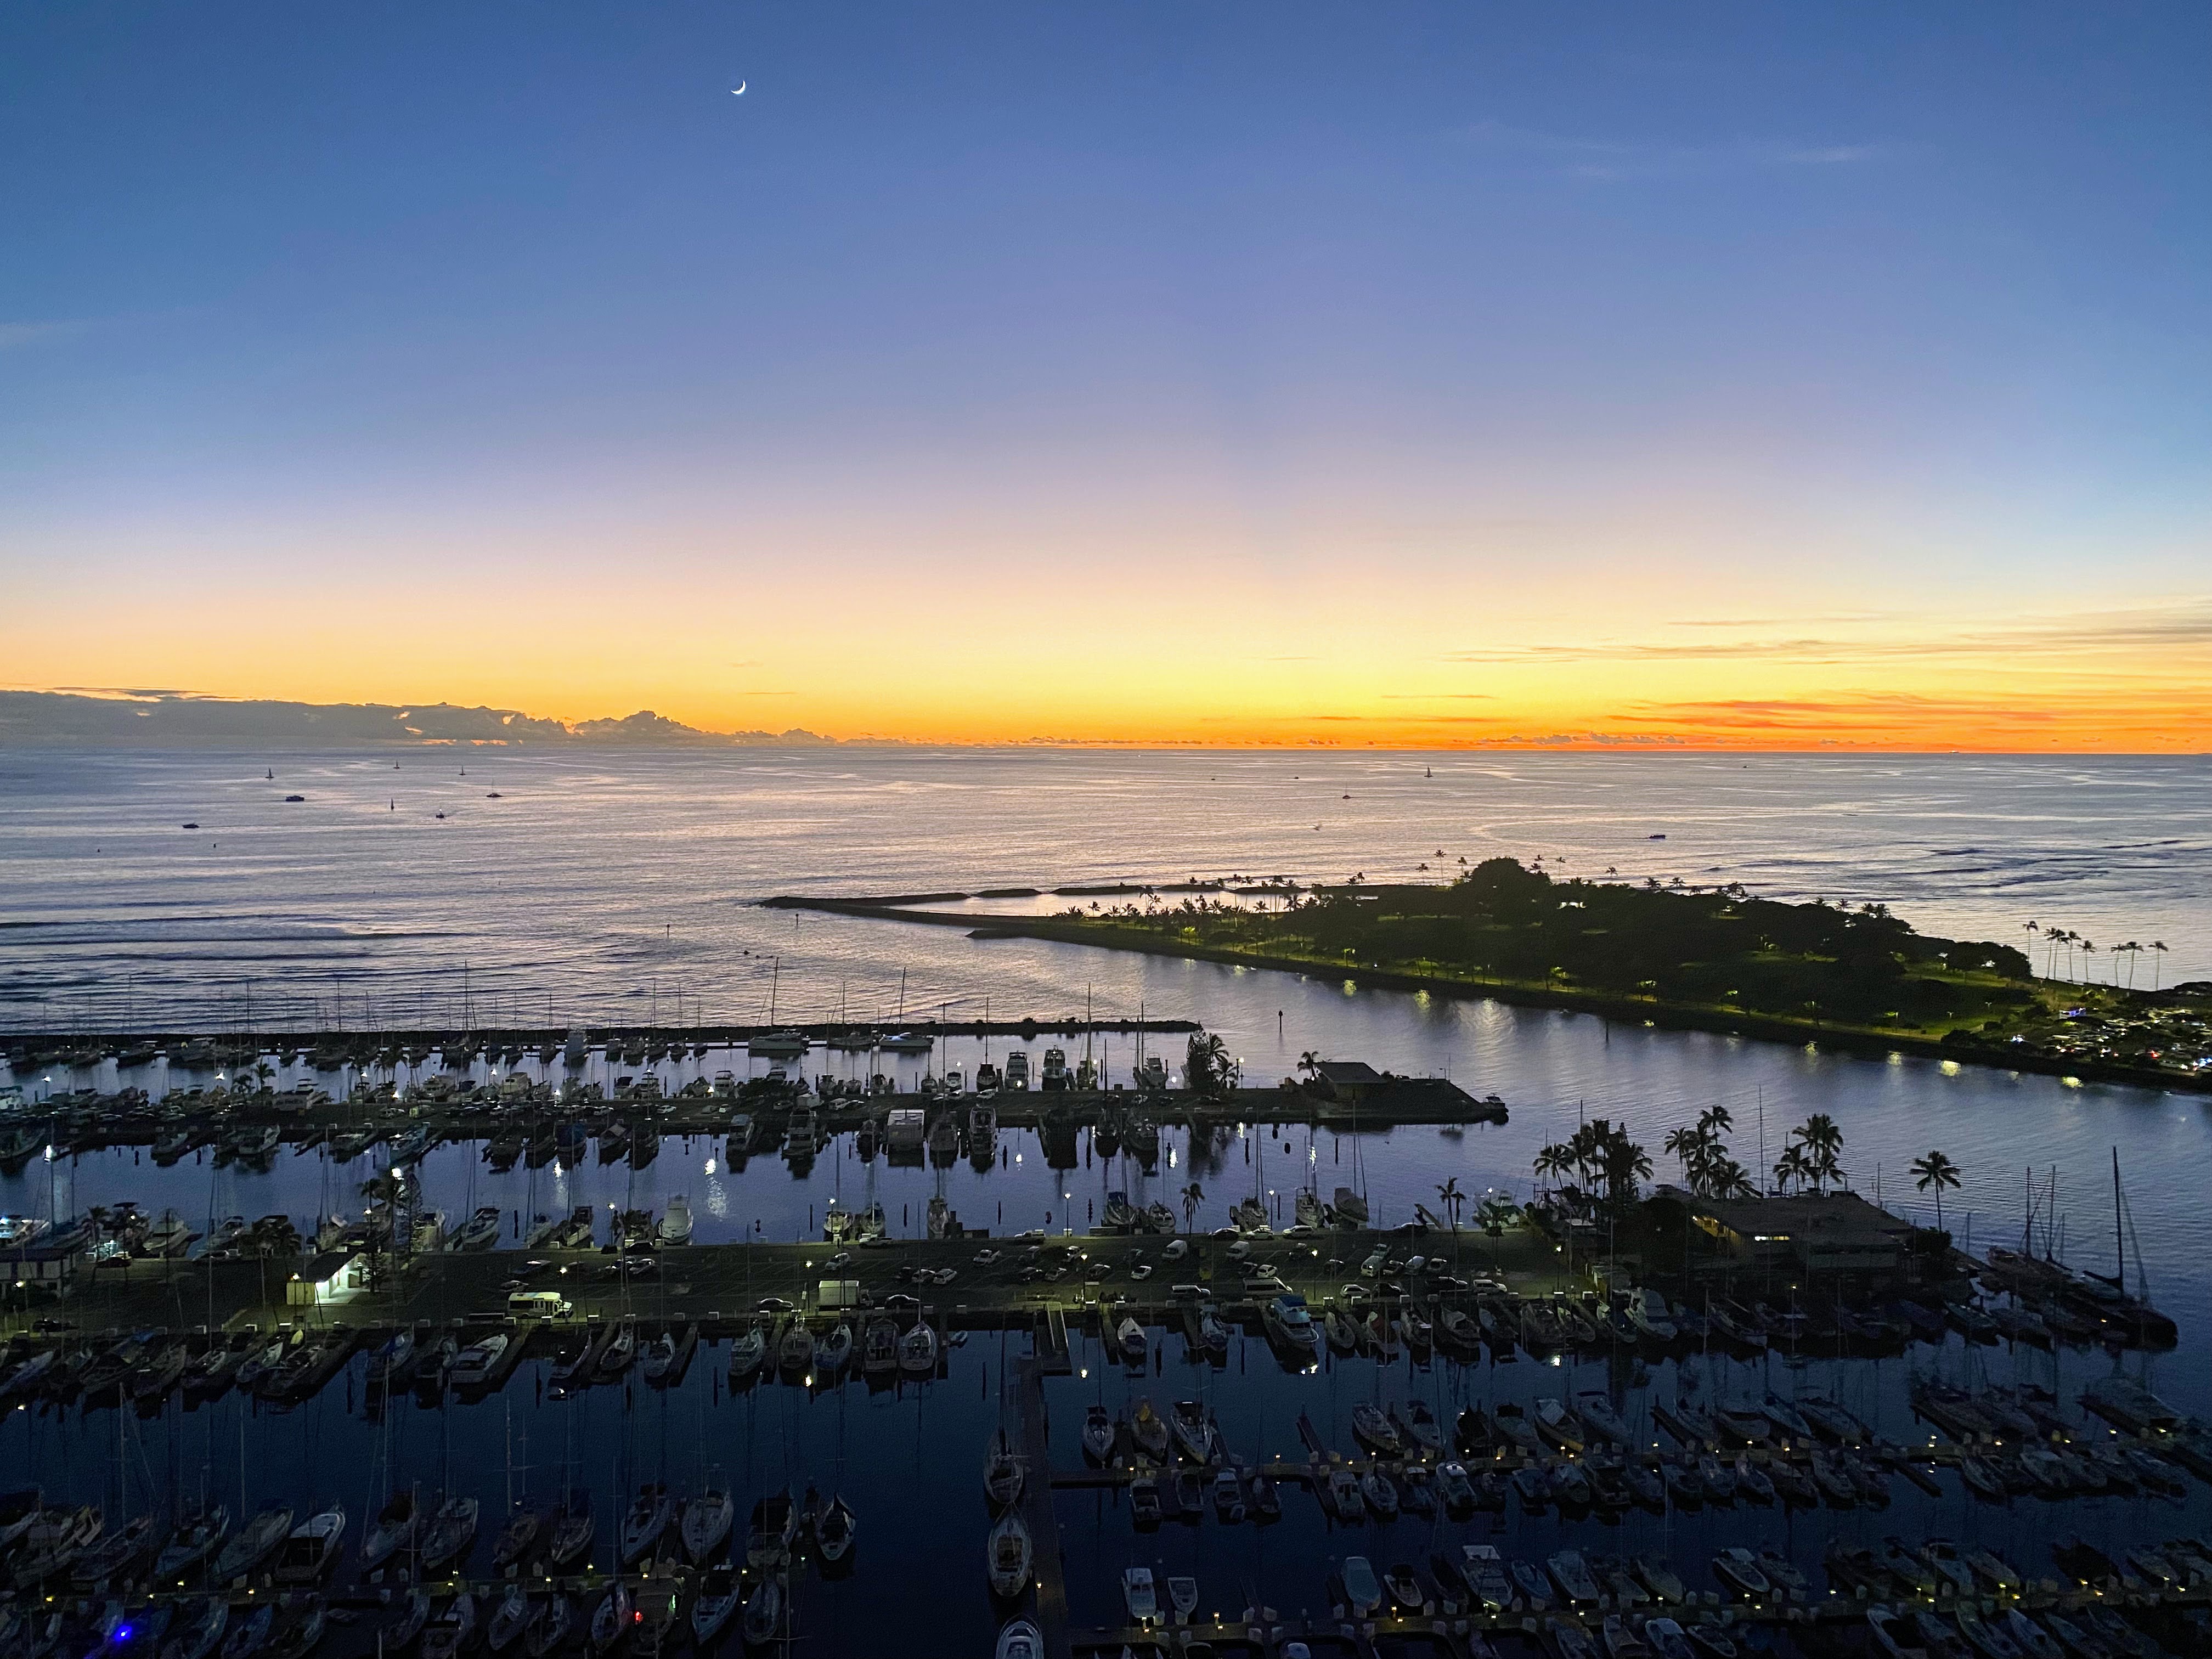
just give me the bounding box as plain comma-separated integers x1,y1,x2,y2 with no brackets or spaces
764,895,2212,1098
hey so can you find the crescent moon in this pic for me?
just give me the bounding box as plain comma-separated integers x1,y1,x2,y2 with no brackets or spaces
731,82,747,95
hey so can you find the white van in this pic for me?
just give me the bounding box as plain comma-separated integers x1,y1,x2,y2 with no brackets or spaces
508,1290,573,1319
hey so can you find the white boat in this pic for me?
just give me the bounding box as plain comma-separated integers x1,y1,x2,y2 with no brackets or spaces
1547,1549,1603,1604
1116,1315,1148,1367
679,1488,732,1564
419,1593,475,1659
545,1498,594,1573
1082,1404,1116,1463
596,1318,637,1378
419,1497,479,1574
1171,1401,1215,1464
156,1504,231,1581
815,1494,856,1564
1629,1287,1678,1341
524,1595,572,1659
1339,1557,1382,1617
984,1429,1024,1506
690,1569,742,1647
220,1603,274,1659
1122,1565,1160,1625
985,1511,1031,1599
815,1322,853,1377
1128,1397,1171,1459
655,1195,693,1247
214,1506,294,1583
385,1591,432,1653
274,1505,346,1584
450,1335,508,1389
485,1585,531,1654
143,1209,198,1257
1167,1575,1199,1622
1262,1293,1321,1357
586,1583,629,1655
1711,1548,1771,1599
358,1493,415,1573
448,1206,503,1252
778,1319,815,1378
619,1485,672,1566
995,1619,1043,1659
729,1321,767,1382
741,1577,781,1647
898,1321,938,1377
1576,1391,1632,1447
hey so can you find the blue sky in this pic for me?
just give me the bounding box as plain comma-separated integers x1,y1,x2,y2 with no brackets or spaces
4,4,2208,744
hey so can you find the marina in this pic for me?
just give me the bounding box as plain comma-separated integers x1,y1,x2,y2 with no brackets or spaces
5,1058,2212,1657
6,1257,2212,1657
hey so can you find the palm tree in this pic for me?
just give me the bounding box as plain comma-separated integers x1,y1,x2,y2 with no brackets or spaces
1296,1051,1320,1079
2153,941,2168,990
1910,1150,1962,1233
1532,1142,1571,1194
1697,1104,1734,1138
359,1170,405,1209
1599,1133,1652,1210
1180,1182,1204,1234
1773,1144,1812,1195
1184,1030,1232,1097
1709,1158,1758,1199
1436,1177,1465,1232
1662,1124,1705,1182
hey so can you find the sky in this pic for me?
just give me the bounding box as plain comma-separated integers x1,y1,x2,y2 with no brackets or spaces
3,3,2209,749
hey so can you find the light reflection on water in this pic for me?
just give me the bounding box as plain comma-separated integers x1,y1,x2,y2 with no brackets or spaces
13,988,2212,1414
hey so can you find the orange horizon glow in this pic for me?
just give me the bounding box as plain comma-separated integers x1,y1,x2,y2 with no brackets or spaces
10,464,2208,757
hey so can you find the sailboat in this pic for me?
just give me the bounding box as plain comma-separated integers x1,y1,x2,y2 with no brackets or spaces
679,1486,732,1564
985,1511,1032,1599
273,1505,347,1584
524,1594,573,1659
815,1494,857,1565
983,1429,1024,1508
485,1585,531,1655
897,1320,938,1377
740,1577,782,1647
1082,1405,1116,1463
619,1485,671,1566
418,1496,479,1574
690,1569,742,1646
544,1496,594,1573
586,1583,629,1655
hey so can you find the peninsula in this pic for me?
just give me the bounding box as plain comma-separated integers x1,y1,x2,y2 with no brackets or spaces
769,859,2212,1093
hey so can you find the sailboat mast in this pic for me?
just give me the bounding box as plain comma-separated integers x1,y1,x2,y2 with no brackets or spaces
2113,1146,2124,1289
